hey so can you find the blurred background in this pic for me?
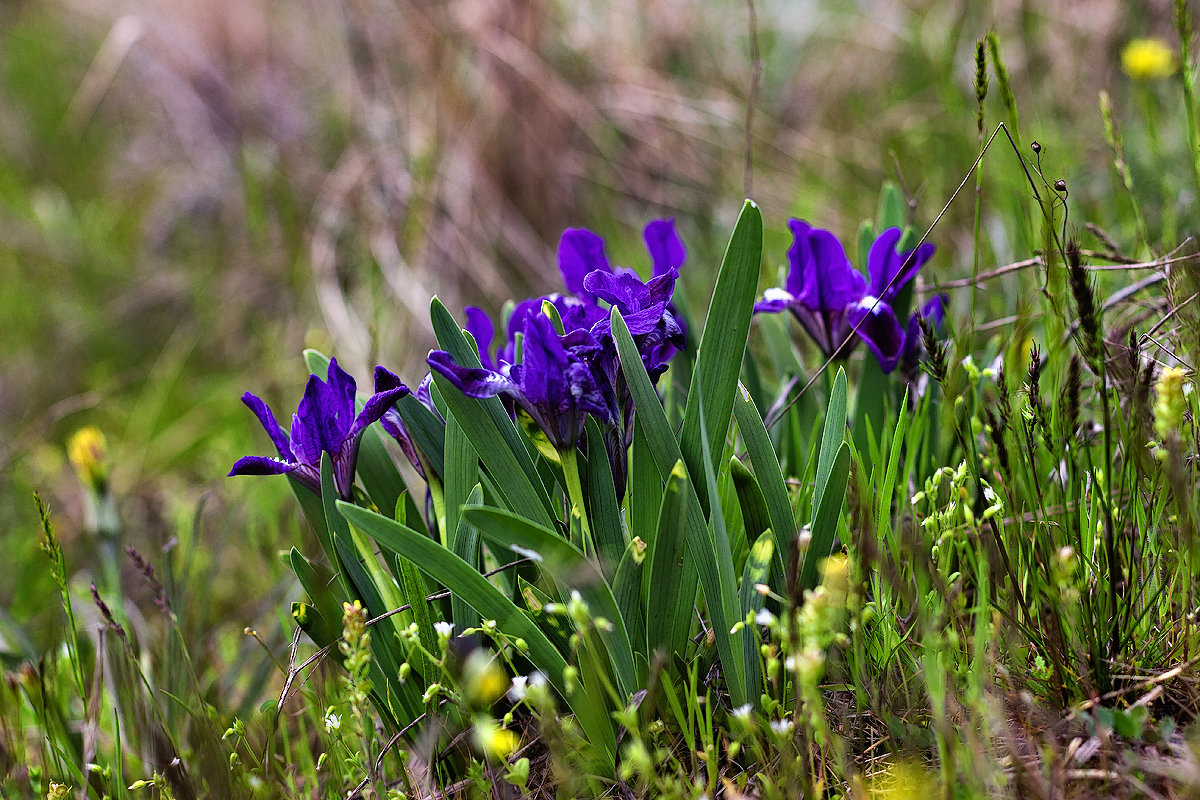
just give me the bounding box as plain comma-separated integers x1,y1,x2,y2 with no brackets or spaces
0,0,1186,670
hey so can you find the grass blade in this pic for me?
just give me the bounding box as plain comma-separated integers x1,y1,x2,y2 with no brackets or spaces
799,440,850,593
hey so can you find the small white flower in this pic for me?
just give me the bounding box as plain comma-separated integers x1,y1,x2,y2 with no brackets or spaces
324,709,342,733
434,621,455,638
754,608,776,627
732,703,754,720
508,675,528,702
770,718,794,735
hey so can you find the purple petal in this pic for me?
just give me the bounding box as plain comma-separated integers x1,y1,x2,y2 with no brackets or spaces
464,306,497,370
645,269,678,307
784,219,815,300
643,219,686,277
584,270,647,308
381,409,426,478
806,228,866,311
558,228,611,297
240,392,292,459
350,368,411,438
427,351,517,399
415,373,436,411
867,228,935,299
517,313,572,411
847,296,906,374
325,359,359,434
228,455,296,477
373,365,406,394
290,375,343,466
505,296,549,358
557,296,608,333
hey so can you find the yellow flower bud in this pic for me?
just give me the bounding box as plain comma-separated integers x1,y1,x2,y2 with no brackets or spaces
67,426,109,493
1122,38,1176,80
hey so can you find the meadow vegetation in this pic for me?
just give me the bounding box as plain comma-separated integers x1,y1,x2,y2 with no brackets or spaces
2,1,1199,797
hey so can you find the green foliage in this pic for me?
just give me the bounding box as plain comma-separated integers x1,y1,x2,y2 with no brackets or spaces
7,4,1200,798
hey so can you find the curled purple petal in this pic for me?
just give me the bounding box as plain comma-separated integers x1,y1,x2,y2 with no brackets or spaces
381,409,426,478
351,371,410,438
229,455,296,477
867,227,935,299
240,392,292,459
427,351,517,399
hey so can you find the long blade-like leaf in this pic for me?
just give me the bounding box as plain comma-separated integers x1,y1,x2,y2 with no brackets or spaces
645,461,690,659
612,309,747,706
678,201,763,512
811,367,848,520
799,441,850,593
739,531,774,707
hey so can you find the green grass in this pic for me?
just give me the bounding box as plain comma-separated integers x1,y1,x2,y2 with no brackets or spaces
4,1,1200,798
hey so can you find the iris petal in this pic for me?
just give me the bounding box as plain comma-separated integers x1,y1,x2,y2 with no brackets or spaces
240,392,292,460
558,228,611,298
643,218,686,277
846,296,906,374
228,455,296,477
427,351,517,398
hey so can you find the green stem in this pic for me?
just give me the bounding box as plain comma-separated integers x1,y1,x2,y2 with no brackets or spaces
559,447,593,557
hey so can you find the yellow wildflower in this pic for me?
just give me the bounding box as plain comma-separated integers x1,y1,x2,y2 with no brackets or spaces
1122,38,1176,80
67,426,109,492
473,716,519,760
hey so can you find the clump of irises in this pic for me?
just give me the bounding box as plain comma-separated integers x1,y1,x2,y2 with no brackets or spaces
231,219,688,501
230,215,946,502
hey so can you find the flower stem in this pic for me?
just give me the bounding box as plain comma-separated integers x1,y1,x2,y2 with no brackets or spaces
559,447,593,557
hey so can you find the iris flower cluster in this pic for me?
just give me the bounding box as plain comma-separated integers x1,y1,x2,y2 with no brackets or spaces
231,220,687,499
230,216,944,501
754,220,943,373
429,219,686,457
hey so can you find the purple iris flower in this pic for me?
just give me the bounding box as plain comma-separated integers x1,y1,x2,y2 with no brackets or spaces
229,359,410,498
429,312,616,451
754,221,935,374
584,267,684,381
464,218,688,377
